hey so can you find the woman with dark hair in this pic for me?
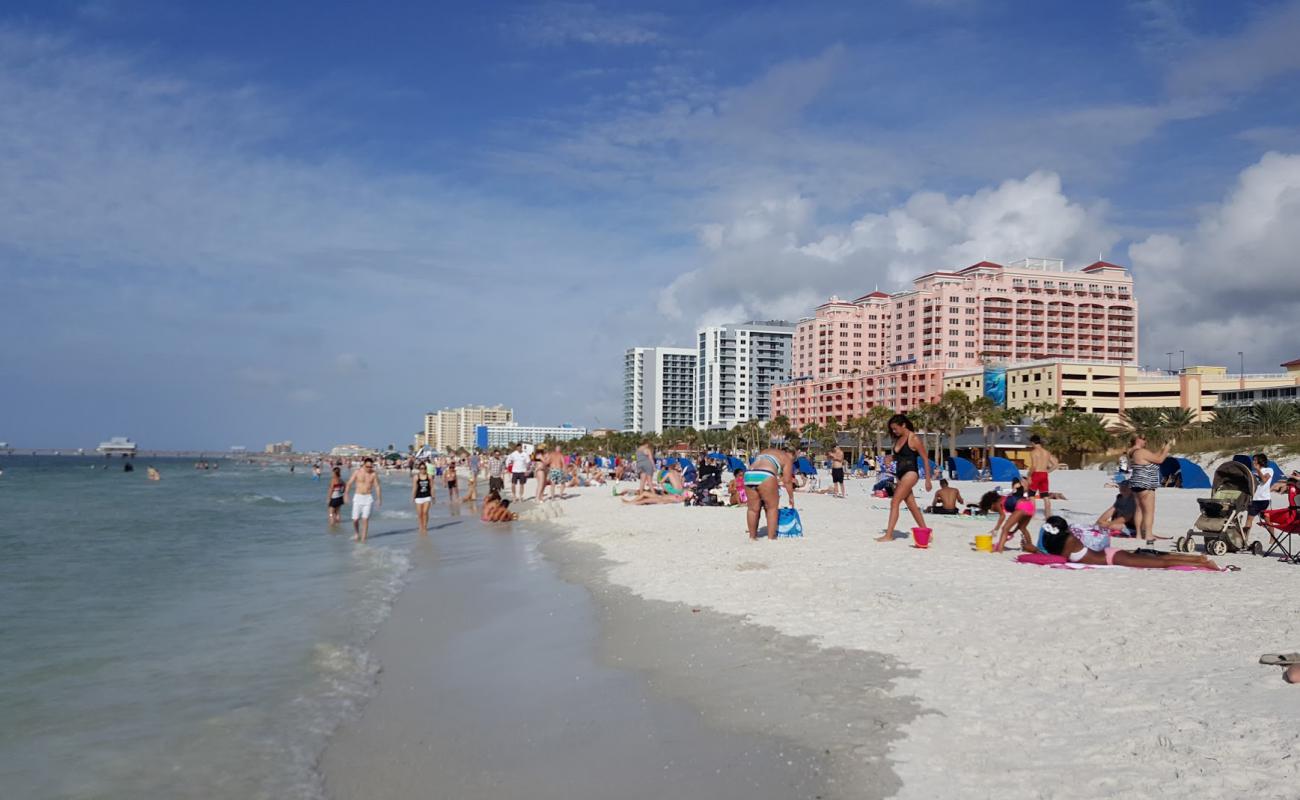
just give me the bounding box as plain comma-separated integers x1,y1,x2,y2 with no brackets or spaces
876,413,932,542
1127,434,1171,546
1031,516,1227,570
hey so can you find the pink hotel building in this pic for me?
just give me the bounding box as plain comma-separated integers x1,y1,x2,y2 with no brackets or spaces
771,258,1138,427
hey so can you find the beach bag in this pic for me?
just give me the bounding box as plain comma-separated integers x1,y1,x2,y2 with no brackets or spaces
777,507,804,538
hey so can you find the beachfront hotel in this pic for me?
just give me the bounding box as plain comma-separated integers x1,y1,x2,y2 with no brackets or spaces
696,321,795,429
943,362,1300,425
474,422,588,449
772,258,1138,427
420,405,514,451
622,347,698,434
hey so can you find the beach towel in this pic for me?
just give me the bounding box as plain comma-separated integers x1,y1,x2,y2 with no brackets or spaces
777,507,803,538
1014,553,1219,572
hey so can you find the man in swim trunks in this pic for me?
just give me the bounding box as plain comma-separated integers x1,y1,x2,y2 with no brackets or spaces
346,457,382,543
928,479,964,514
1027,434,1060,517
545,446,567,501
829,446,846,498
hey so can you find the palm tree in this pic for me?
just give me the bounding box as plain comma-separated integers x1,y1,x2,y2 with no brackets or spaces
799,421,823,451
1032,405,1114,468
864,405,894,458
1206,405,1249,438
1118,407,1168,445
909,402,942,469
1249,401,1300,437
1159,407,1198,443
767,415,792,447
938,390,974,460
972,396,1007,458
821,417,842,452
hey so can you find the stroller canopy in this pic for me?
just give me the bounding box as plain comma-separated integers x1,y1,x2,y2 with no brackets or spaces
1212,460,1256,497
1159,457,1211,489
948,456,978,481
1232,454,1284,485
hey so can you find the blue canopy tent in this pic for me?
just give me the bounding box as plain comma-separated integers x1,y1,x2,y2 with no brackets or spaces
706,452,728,462
948,456,978,481
794,456,818,476
666,456,698,482
1159,456,1210,489
1232,454,1284,485
988,456,1020,483
726,455,746,473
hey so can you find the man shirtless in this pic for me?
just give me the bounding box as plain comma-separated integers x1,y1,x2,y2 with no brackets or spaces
1027,435,1060,517
346,457,382,542
829,446,846,498
928,479,964,514
544,446,567,501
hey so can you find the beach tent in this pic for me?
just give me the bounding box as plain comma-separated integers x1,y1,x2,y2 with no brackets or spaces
794,456,818,476
1232,454,1284,485
726,455,746,472
988,456,1021,483
1159,456,1210,489
706,452,728,461
948,456,978,481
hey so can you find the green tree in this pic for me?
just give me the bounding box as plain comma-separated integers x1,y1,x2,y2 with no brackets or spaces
937,390,974,460
1118,406,1169,445
1160,407,1198,441
1031,403,1114,468
767,415,792,447
909,402,943,468
972,396,1009,457
1249,401,1300,437
864,405,895,456
1206,405,1249,438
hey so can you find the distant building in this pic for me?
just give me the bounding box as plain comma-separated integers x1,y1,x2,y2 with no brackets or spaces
475,423,588,449
697,321,794,429
944,361,1300,424
264,441,293,455
96,436,137,455
422,405,514,451
1212,359,1300,409
229,446,247,453
329,444,371,458
589,428,619,438
623,346,697,433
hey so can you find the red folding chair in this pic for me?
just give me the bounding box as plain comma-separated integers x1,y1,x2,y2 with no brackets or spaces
1262,509,1300,563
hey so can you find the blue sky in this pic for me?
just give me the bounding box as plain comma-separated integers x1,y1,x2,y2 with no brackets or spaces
3,0,1300,450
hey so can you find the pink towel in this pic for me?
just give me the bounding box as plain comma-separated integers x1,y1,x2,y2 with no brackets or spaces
1014,553,1220,572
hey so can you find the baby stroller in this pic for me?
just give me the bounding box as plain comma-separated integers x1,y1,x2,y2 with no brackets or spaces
1176,461,1262,556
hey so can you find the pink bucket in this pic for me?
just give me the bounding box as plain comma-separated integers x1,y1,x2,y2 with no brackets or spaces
912,527,933,548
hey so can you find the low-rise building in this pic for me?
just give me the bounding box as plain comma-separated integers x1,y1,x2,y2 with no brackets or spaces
264,441,293,455
475,423,588,449
943,360,1300,424
1213,359,1300,407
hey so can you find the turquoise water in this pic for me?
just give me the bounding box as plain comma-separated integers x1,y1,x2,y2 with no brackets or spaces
0,457,414,799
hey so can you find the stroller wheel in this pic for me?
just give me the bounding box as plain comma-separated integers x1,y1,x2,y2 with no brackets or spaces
1207,538,1228,557
1250,541,1263,556
1174,536,1185,552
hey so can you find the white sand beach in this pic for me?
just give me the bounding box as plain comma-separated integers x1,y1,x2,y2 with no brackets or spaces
549,467,1300,799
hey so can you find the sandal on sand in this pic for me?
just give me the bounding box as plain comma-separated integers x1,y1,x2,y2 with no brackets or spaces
1222,564,1241,572
1260,653,1300,666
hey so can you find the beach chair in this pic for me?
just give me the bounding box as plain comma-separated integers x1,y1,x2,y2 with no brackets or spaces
1264,517,1300,564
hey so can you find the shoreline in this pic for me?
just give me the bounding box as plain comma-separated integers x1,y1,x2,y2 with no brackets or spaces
541,471,1300,798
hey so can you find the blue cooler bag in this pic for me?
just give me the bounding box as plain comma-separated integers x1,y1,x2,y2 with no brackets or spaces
777,507,804,538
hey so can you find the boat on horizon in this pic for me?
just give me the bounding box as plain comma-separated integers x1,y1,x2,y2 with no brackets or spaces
97,437,138,455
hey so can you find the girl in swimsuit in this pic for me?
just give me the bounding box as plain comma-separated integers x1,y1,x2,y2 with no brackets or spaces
744,448,796,540
328,467,346,524
412,464,435,533
876,414,932,543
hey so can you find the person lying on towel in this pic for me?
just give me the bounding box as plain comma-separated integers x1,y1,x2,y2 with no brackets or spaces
1027,516,1229,570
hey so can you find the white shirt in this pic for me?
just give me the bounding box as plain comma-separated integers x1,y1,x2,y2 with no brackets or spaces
505,452,529,474
1255,467,1274,502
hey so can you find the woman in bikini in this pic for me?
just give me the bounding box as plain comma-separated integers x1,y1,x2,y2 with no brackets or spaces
327,466,346,524
1127,434,1171,546
1031,516,1226,570
744,447,796,540
876,414,932,542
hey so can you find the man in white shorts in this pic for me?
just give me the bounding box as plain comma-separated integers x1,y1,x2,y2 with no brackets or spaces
346,457,383,543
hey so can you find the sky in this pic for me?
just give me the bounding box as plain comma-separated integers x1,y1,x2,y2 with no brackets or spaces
3,0,1300,451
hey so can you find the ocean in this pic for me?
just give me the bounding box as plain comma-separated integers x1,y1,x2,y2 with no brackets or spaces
0,456,412,799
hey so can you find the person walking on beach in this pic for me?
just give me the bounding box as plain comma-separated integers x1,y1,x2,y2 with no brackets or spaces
545,446,567,501
486,450,505,496
876,414,932,542
1026,435,1060,517
829,445,846,498
506,444,529,502
412,462,434,534
444,457,460,503
636,440,656,494
465,451,481,501
533,446,549,502
1245,453,1275,543
1127,434,1171,546
327,466,346,524
744,446,796,540
346,457,382,543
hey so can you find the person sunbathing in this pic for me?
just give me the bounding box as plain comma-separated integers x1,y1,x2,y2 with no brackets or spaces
623,465,691,504
927,479,964,515
1029,516,1227,570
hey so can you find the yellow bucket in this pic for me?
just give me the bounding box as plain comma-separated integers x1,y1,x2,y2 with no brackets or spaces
974,534,993,552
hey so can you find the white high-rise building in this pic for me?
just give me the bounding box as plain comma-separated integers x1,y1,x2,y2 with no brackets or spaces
623,347,697,433
696,321,794,429
421,405,514,451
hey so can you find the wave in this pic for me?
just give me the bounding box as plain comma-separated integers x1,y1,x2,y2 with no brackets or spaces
242,493,287,505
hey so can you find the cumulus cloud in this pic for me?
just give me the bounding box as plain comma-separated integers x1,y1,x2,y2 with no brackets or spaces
1129,151,1300,370
659,171,1116,326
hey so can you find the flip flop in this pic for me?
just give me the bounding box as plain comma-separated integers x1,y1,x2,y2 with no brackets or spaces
1260,653,1300,666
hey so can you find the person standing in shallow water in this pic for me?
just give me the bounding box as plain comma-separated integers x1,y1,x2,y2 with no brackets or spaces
327,467,346,524
412,462,434,534
876,414,932,542
346,457,382,543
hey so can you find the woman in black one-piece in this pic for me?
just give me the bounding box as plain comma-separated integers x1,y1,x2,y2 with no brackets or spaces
875,414,933,542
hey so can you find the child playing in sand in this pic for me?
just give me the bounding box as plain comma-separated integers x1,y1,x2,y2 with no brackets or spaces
993,479,1034,552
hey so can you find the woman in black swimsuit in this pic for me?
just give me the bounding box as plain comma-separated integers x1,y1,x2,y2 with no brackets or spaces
327,467,346,525
412,463,435,534
876,414,933,543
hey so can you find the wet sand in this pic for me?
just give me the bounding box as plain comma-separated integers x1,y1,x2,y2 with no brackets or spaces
322,501,915,799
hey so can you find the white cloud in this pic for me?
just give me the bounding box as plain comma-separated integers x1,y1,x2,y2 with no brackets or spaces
1129,151,1300,370
1166,0,1300,98
511,3,664,47
660,170,1116,327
